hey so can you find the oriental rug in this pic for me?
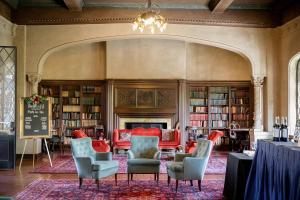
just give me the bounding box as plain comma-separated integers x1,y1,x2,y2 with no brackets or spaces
16,179,224,200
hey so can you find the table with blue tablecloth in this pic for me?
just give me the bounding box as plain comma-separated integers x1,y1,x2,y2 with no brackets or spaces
244,140,300,200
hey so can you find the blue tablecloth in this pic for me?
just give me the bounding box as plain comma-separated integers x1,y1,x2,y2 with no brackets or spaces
244,140,300,200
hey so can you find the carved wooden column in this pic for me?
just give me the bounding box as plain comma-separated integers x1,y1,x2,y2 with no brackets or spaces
178,80,187,148
106,79,114,141
27,73,42,95
252,76,264,131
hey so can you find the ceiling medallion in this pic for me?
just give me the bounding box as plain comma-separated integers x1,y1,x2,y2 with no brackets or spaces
132,0,167,33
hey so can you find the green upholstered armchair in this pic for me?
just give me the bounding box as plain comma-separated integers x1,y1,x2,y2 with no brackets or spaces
71,137,119,190
127,136,161,184
166,139,212,192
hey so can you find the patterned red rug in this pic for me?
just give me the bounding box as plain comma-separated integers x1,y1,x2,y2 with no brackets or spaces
31,154,227,175
15,179,224,200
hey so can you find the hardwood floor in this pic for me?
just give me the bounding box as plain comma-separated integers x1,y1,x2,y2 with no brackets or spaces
0,151,225,198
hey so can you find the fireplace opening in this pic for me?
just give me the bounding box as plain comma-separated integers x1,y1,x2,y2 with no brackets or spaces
125,122,167,129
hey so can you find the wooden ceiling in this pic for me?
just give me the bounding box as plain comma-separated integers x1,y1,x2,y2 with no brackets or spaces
1,0,300,27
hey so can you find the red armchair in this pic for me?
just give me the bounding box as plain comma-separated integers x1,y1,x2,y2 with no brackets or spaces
185,130,224,153
72,130,111,152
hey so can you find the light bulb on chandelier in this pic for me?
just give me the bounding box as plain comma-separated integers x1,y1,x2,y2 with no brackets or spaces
132,0,167,33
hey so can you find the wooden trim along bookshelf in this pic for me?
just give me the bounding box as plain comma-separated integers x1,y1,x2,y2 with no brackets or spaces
186,81,253,149
38,80,106,145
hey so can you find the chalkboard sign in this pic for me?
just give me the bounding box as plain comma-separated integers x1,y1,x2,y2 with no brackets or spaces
20,97,52,139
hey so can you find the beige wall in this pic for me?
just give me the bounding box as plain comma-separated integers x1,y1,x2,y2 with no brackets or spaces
43,42,106,80
187,43,251,80
106,39,186,79
0,15,14,45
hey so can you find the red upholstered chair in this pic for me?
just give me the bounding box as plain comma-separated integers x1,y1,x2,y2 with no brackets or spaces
185,130,224,153
72,130,111,152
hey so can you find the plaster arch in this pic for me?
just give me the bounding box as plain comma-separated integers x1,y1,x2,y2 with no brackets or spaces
38,34,254,76
23,24,267,77
288,52,300,135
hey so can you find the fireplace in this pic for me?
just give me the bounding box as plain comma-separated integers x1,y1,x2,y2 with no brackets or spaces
119,117,172,129
125,122,167,129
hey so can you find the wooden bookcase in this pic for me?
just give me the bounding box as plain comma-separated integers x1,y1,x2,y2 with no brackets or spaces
39,80,106,144
187,81,253,147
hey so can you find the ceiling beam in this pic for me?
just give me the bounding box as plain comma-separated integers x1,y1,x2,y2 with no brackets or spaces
209,0,234,13
63,0,83,11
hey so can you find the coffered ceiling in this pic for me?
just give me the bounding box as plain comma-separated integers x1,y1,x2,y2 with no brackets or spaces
1,0,300,27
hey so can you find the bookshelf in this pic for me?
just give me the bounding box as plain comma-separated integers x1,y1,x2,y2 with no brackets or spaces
187,82,253,146
39,81,106,143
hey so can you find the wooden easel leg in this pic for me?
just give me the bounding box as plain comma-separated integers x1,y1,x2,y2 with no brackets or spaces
44,138,53,167
33,139,35,168
19,140,27,170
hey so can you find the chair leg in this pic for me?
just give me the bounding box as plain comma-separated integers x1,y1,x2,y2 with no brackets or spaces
131,173,133,180
154,173,156,180
115,173,118,186
176,180,178,193
157,173,159,184
95,179,99,190
79,178,82,189
190,180,193,186
167,175,170,186
198,180,201,191
127,173,130,185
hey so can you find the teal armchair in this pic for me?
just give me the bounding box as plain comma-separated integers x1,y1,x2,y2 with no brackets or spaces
127,136,161,184
71,137,119,190
166,139,212,192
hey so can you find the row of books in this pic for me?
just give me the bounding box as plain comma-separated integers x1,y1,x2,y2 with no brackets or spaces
211,114,228,120
189,106,208,113
210,87,228,93
210,93,228,99
231,98,249,105
62,90,80,98
82,106,101,113
51,119,60,128
63,98,80,105
211,106,229,113
232,121,250,128
62,112,80,120
51,97,59,104
190,99,207,106
190,120,208,127
82,119,98,127
40,87,57,96
231,106,249,114
63,120,81,127
190,91,207,99
190,113,209,120
82,85,101,93
231,90,249,98
81,113,101,120
82,97,101,105
232,114,250,121
211,120,228,128
210,99,228,105
63,105,80,112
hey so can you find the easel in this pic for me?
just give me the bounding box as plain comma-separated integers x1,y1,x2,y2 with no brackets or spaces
19,137,52,170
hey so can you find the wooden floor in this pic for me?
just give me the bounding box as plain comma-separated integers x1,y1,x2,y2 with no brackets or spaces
0,151,225,198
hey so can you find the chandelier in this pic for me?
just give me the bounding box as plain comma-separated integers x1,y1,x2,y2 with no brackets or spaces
132,0,167,33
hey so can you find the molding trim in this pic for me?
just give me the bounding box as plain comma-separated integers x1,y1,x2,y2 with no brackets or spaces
13,8,280,28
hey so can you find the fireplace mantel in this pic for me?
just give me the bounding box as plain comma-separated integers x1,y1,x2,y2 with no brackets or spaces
119,117,172,129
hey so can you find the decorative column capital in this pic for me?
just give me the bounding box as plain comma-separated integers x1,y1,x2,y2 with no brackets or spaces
251,76,264,87
27,73,42,85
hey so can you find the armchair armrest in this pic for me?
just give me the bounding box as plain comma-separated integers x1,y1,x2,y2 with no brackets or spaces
183,157,209,180
113,129,120,144
175,153,192,162
95,152,112,161
154,151,161,160
127,150,135,159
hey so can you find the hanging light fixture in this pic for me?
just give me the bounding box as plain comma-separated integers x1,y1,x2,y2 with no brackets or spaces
132,0,167,33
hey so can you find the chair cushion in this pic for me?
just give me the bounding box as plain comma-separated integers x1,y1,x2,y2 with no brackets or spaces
92,160,119,171
166,162,184,172
119,132,131,141
161,129,175,141
72,130,88,138
127,159,160,165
